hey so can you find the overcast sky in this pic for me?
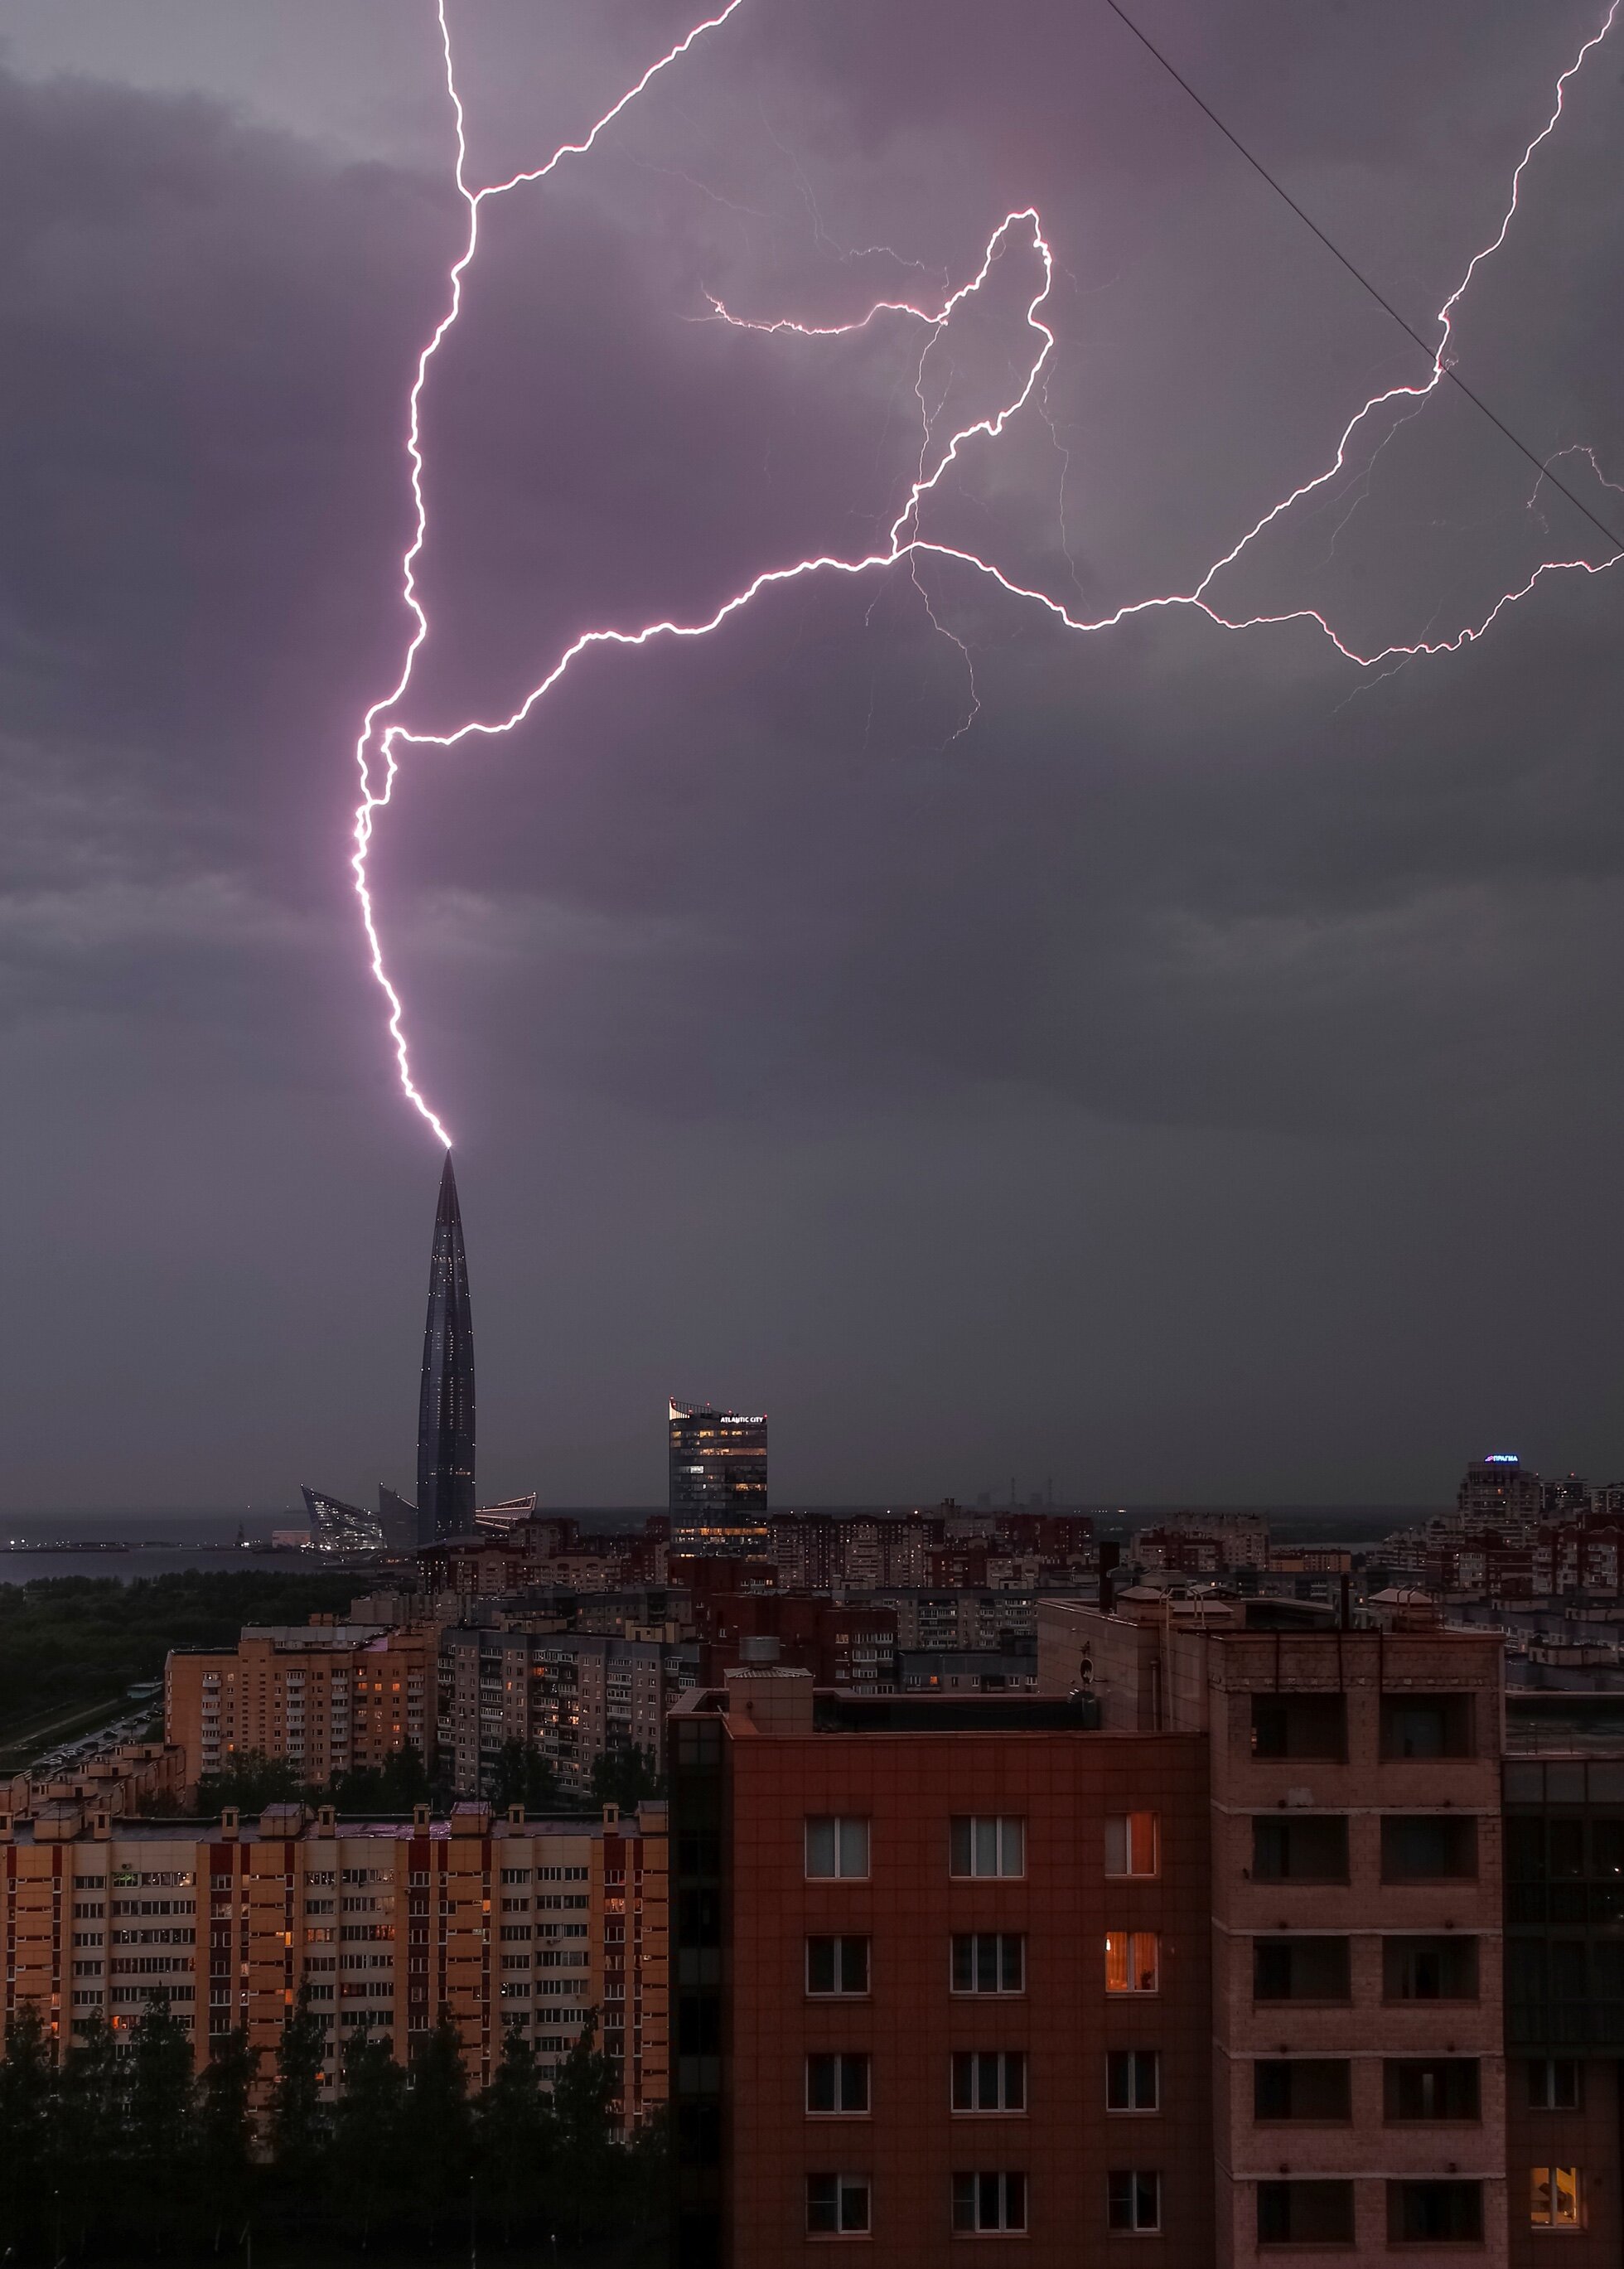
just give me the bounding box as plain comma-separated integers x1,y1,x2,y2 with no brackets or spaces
1,0,1620,1514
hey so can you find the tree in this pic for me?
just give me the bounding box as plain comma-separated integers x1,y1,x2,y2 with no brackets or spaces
405,2009,473,2230
195,1749,303,1813
268,1986,329,2194
195,2025,261,2243
489,1737,561,1812
58,2013,124,2252
548,2010,621,2242
329,2029,409,2240
0,2003,56,2256
127,1994,197,2240
588,1743,664,1811
325,1744,430,1813
476,2021,552,2241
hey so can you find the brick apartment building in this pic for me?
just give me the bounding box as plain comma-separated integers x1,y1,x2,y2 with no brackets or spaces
0,1795,668,2123
166,1623,437,1793
672,1589,1622,2267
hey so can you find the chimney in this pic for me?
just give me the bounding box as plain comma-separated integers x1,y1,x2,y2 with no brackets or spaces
220,1806,239,1841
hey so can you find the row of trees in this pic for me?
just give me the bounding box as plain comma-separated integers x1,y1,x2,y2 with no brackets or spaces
191,1739,665,1821
0,1995,664,2261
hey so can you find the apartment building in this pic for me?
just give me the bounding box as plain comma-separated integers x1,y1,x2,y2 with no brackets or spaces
0,1796,668,2125
440,1626,698,1798
166,1623,437,1793
670,1668,1209,2267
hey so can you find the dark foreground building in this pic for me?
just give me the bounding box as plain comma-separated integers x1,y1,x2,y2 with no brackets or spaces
672,1590,1623,2267
417,1151,476,1544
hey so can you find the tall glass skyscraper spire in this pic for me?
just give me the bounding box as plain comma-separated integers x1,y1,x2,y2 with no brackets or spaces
417,1152,476,1544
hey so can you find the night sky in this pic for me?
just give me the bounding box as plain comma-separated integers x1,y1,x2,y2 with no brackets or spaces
2,0,1620,1514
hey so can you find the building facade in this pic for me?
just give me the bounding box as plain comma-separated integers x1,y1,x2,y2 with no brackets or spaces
669,1404,769,1557
0,1797,667,2124
440,1626,698,1798
166,1624,437,1793
418,1152,476,1545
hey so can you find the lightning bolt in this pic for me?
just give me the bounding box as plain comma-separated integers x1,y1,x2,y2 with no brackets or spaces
354,0,1622,1145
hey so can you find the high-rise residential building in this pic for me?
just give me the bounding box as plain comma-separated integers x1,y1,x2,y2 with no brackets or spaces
0,1796,667,2121
669,1591,1610,2267
418,1153,476,1546
166,1624,437,1793
668,1402,768,1557
440,1627,698,1798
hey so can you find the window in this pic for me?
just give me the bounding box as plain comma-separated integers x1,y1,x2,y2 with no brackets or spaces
1107,2170,1161,2233
1381,1693,1474,1760
1387,2181,1483,2244
952,2051,1026,2112
1104,1932,1159,1993
1106,2049,1159,2112
808,1937,871,1996
950,1817,1026,1879
1253,1937,1350,2002
807,2054,871,2114
1104,1813,1159,1877
1530,2169,1583,2230
807,2174,870,2236
1528,2059,1581,2112
1251,1693,1346,1760
806,1817,870,1880
952,2172,1027,2233
1257,2181,1355,2246
1383,1937,1478,2002
1253,2060,1351,2121
1380,1816,1477,1881
1252,1816,1349,1883
952,1934,1025,1994
1384,2060,1481,2122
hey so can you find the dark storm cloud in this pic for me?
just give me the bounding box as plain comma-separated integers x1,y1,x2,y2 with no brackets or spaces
1,2,1622,1509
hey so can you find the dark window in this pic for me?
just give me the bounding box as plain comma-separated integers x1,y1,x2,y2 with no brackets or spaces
1386,2181,1482,2244
678,1888,719,1946
952,1933,1024,1994
677,1993,719,2055
1106,2170,1161,2233
807,2054,870,2114
1257,2181,1355,2245
950,1817,1025,1878
1380,1817,1477,1882
1254,2060,1351,2121
1384,2060,1481,2121
952,2171,1027,2233
1254,1938,1351,2002
806,2174,870,2235
951,2050,1025,2112
1383,1937,1478,2001
1380,1693,1474,1759
1251,1694,1346,1759
1506,1817,1544,1882
1549,1819,1585,1879
1105,2049,1159,2112
1528,2059,1581,2112
677,2102,721,2166
1593,1819,1624,1877
1253,1816,1350,1882
807,1937,870,1996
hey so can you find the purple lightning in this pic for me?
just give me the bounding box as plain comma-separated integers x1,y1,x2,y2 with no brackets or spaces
354,0,1622,1145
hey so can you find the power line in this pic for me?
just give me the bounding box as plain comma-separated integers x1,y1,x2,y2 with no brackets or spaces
1099,0,1623,554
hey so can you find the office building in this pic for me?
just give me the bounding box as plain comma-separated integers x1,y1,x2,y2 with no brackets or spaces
418,1153,476,1545
669,1403,768,1556
0,1797,667,2123
302,1486,385,1554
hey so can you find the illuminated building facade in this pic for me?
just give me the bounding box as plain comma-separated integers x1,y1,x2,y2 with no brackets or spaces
302,1486,384,1554
418,1153,476,1544
669,1401,768,1557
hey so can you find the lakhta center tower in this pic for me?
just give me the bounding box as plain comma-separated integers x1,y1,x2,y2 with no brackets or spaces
416,1152,476,1543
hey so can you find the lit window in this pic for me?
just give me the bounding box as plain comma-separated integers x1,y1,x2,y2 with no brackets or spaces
1104,1813,1158,1877
806,1818,871,1880
952,2172,1027,2233
950,1817,1026,1879
1107,2170,1161,2233
1530,2169,1583,2229
1104,1931,1159,1994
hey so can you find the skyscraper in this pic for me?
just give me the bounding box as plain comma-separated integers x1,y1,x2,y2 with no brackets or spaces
417,1152,476,1544
668,1401,769,1557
